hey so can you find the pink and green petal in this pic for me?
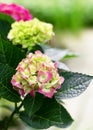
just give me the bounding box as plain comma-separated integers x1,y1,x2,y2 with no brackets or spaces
38,87,56,98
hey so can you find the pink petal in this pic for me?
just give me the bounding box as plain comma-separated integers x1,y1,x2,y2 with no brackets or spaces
56,85,61,89
54,62,58,68
37,71,52,83
59,77,64,84
27,53,33,59
46,71,53,82
38,88,56,98
56,77,64,89
30,89,35,97
11,79,21,88
35,50,42,55
18,89,25,97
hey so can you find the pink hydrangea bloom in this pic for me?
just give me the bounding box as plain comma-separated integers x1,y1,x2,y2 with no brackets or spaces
11,51,64,98
0,3,32,21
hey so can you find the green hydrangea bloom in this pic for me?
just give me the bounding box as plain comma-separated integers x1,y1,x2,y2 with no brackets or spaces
7,18,54,50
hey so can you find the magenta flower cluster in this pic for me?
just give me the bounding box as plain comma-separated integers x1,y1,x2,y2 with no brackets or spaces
11,51,64,98
0,3,32,21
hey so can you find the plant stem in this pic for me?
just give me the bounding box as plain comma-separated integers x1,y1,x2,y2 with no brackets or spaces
4,102,23,130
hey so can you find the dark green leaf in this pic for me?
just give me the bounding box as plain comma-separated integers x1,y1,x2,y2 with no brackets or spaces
0,13,14,38
23,93,44,116
0,36,25,68
55,70,93,99
0,36,24,102
20,98,73,129
0,63,21,102
30,44,44,53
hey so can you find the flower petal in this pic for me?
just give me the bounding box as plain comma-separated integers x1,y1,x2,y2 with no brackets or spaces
38,87,56,98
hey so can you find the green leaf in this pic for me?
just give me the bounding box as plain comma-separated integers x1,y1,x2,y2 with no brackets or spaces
0,104,14,111
0,36,25,68
0,36,25,102
57,61,69,71
0,63,21,102
23,93,44,116
62,51,78,60
0,13,14,38
20,98,73,129
30,44,44,53
41,45,77,61
62,52,79,60
55,70,93,99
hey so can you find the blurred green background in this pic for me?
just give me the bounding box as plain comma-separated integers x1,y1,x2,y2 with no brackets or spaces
1,0,93,130
1,0,93,31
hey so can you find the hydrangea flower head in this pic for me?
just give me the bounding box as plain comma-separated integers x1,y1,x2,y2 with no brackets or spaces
0,3,32,21
11,51,64,98
7,18,54,50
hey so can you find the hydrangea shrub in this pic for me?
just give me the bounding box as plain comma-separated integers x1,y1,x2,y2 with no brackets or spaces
0,3,93,130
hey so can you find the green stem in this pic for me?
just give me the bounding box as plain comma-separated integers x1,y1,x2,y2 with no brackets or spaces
4,102,23,130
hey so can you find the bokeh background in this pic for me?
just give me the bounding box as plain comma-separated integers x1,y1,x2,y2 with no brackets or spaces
0,0,93,130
